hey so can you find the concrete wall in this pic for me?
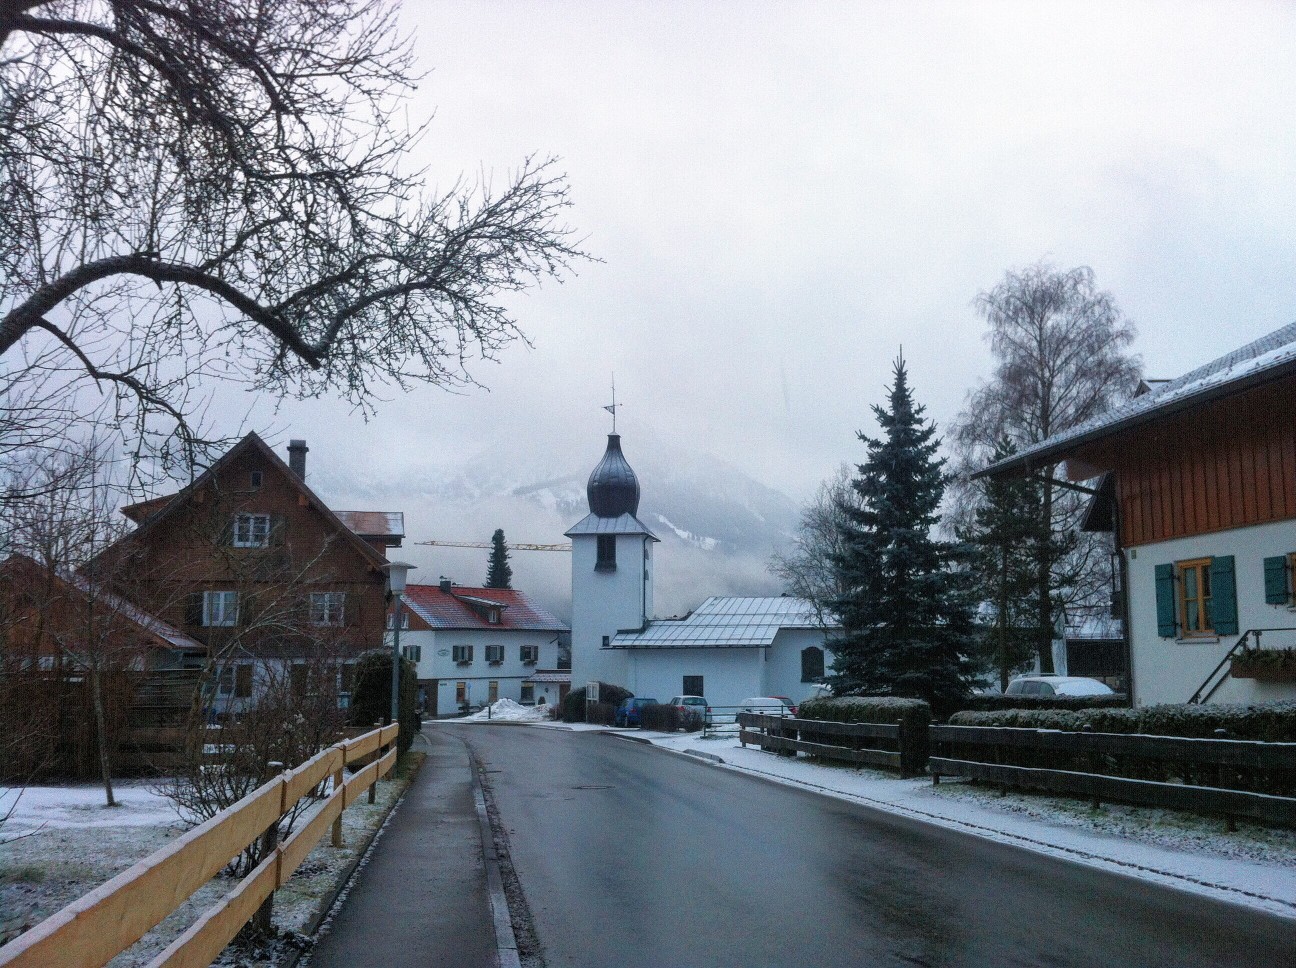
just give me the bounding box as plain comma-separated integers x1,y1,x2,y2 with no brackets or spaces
624,648,765,707
569,532,653,689
1127,517,1296,706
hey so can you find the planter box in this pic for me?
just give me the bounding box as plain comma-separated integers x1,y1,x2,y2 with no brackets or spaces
1231,656,1296,682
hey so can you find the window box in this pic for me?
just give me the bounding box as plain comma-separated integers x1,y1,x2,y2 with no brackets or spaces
1231,648,1296,682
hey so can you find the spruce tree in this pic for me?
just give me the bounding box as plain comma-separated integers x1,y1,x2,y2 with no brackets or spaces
827,357,975,711
486,528,513,588
959,439,1049,691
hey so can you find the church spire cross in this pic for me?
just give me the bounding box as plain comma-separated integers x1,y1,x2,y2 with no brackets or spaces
602,375,621,433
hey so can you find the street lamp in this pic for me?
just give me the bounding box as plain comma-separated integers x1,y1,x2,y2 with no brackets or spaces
383,561,416,726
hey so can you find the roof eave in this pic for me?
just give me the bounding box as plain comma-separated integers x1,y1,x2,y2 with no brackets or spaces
972,356,1296,481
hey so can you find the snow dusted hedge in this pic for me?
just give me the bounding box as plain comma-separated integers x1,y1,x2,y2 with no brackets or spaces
956,694,1129,713
560,682,633,723
947,702,1296,796
797,696,932,775
948,701,1296,742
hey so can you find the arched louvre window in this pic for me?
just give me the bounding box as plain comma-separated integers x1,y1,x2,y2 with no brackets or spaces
801,646,824,683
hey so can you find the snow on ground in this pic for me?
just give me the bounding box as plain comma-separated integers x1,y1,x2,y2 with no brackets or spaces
462,698,553,723
529,722,1296,920
1,781,182,837
0,766,415,966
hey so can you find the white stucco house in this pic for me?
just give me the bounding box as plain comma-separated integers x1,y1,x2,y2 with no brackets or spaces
390,579,569,716
567,432,836,708
977,322,1296,707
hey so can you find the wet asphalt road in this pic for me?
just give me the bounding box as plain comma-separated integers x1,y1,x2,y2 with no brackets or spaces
451,724,1295,968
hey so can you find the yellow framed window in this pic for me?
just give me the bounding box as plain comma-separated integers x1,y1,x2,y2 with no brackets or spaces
1178,558,1213,635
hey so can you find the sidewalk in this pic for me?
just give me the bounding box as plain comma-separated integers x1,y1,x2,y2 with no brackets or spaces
305,729,496,968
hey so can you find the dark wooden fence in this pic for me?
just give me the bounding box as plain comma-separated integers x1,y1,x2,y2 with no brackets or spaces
738,712,922,776
929,725,1296,826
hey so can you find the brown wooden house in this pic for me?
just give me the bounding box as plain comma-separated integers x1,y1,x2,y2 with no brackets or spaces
978,323,1296,707
98,433,403,719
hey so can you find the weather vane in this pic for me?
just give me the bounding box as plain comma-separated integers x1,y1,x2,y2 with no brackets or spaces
603,374,621,432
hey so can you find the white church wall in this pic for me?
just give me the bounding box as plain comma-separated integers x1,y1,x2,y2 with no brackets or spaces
762,628,836,704
570,532,653,689
624,648,766,706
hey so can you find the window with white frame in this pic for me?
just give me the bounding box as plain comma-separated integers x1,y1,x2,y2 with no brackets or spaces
401,644,422,662
520,644,539,665
203,591,238,627
386,610,410,630
486,644,504,665
310,592,346,626
233,513,271,548
453,644,473,664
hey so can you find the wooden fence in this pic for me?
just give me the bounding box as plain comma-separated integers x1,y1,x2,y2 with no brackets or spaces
929,725,1296,826
0,723,400,968
738,713,918,775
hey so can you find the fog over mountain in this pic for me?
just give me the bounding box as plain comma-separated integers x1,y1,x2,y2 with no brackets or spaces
308,430,802,622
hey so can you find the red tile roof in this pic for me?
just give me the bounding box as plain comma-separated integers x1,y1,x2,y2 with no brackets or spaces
401,584,567,632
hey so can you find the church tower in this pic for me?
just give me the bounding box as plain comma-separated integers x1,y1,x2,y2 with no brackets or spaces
565,433,658,689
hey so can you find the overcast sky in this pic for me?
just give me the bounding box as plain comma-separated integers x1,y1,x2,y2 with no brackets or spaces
265,0,1296,513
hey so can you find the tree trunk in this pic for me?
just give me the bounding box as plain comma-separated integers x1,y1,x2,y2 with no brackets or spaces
89,663,116,807
1037,478,1056,674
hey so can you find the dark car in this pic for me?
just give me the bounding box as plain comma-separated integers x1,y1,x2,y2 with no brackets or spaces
614,697,659,727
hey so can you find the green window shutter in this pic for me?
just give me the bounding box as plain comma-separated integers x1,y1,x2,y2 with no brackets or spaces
1209,555,1238,635
1264,555,1292,605
1154,564,1177,637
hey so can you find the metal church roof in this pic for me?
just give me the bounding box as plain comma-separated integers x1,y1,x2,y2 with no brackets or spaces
976,321,1296,479
609,596,831,649
564,512,659,540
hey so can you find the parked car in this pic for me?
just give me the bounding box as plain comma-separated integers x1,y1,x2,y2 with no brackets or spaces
738,696,796,717
770,695,799,716
668,695,711,725
614,697,659,727
1004,675,1115,698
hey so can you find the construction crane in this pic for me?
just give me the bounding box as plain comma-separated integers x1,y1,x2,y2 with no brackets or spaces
414,539,572,552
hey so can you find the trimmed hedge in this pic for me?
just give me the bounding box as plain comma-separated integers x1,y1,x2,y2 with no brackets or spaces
560,682,634,723
639,705,704,732
797,696,931,775
948,701,1296,742
954,694,1129,714
946,701,1296,796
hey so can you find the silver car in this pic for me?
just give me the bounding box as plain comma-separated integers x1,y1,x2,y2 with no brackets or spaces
668,695,711,726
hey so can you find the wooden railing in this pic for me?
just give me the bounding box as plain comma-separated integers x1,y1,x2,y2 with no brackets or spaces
738,712,915,774
0,723,400,968
929,724,1296,826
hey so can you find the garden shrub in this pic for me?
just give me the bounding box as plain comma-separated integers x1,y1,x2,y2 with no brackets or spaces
586,702,616,726
351,651,419,755
797,696,932,776
638,704,681,731
955,694,1128,714
946,701,1296,796
560,682,633,723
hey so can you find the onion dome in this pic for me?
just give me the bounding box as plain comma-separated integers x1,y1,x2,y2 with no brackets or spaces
586,434,641,517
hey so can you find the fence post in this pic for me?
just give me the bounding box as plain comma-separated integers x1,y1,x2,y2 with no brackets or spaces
1214,729,1238,831
250,762,285,936
332,744,346,848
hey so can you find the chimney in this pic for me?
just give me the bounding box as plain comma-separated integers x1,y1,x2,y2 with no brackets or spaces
439,577,453,594
287,439,308,481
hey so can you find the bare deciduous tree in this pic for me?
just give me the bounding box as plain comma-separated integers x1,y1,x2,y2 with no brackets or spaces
949,262,1142,672
770,464,861,625
0,0,588,487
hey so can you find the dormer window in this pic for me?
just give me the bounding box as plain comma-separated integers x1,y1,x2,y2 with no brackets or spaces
233,513,271,547
488,608,500,624
596,535,616,571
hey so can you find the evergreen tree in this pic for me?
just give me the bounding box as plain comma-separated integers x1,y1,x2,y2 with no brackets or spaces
959,439,1051,691
827,357,975,711
486,528,513,588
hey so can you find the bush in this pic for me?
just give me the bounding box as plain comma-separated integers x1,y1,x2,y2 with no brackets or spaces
560,682,633,723
797,696,931,776
954,694,1129,714
586,701,616,725
639,704,687,731
946,701,1296,796
350,651,419,755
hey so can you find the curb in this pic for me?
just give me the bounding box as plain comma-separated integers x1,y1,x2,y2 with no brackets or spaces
469,755,523,968
683,749,725,764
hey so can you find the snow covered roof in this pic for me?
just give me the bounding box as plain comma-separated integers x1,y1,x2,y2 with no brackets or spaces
976,321,1296,479
401,584,568,633
609,596,831,649
523,669,572,683
564,512,659,540
335,510,404,542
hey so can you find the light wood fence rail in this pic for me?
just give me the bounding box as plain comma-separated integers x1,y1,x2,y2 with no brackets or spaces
0,723,400,968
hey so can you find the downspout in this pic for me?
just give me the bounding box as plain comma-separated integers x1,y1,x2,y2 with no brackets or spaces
1112,490,1135,705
